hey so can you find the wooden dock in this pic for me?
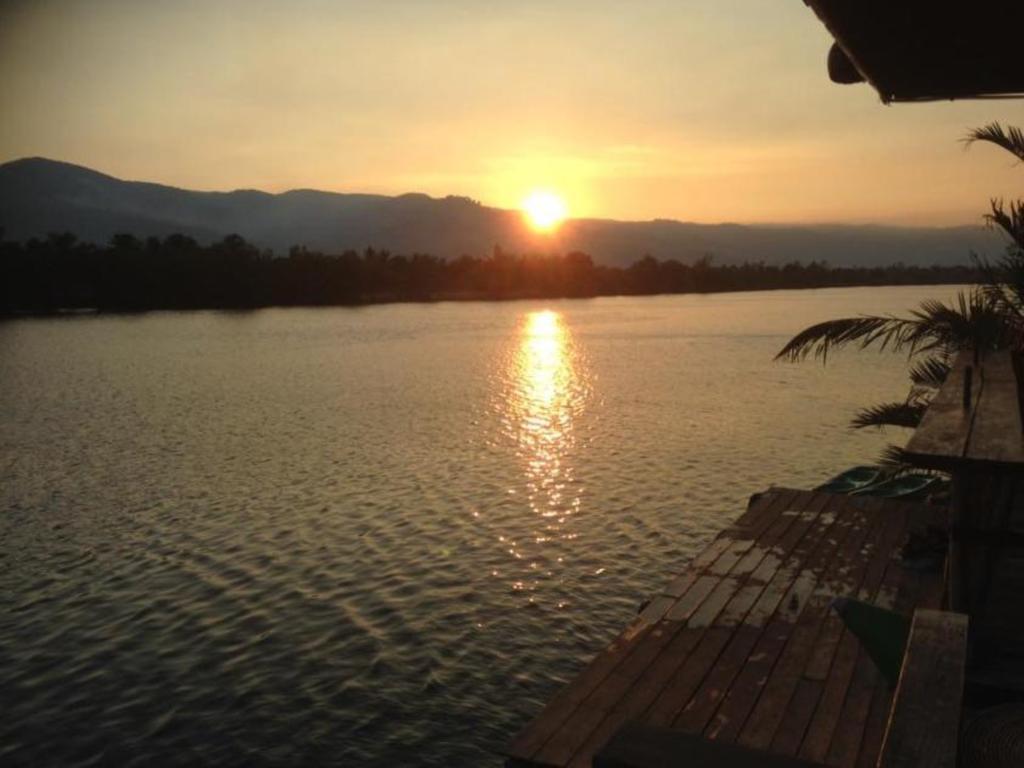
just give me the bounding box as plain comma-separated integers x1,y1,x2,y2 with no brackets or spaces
506,487,945,768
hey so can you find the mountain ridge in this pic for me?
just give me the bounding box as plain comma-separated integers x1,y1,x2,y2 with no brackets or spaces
0,157,1002,267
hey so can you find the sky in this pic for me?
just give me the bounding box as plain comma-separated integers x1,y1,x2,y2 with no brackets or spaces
0,0,1021,226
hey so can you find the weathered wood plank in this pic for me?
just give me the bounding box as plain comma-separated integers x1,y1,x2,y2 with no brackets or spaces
559,492,830,767
802,499,906,682
876,610,968,768
834,539,921,767
520,491,807,765
679,494,843,737
504,487,801,762
659,489,789,601
641,494,834,731
797,500,910,763
727,488,793,536
761,499,901,758
538,492,817,767
506,490,946,768
730,496,882,751
824,650,879,768
903,350,980,469
965,351,1024,465
702,495,867,747
593,722,823,768
856,684,894,768
905,349,1024,470
853,537,936,767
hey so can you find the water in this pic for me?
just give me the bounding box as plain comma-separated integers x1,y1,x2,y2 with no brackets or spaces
0,286,961,767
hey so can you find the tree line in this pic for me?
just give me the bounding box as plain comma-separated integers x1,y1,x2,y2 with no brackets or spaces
0,231,982,313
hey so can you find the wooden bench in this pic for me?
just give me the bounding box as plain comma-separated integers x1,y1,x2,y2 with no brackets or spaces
877,609,968,768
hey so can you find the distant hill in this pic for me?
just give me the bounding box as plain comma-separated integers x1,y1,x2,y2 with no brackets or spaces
0,157,1003,267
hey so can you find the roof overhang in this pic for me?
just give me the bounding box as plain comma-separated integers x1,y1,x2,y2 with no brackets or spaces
805,0,1024,103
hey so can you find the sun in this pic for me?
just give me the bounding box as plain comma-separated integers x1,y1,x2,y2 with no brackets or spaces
522,190,568,233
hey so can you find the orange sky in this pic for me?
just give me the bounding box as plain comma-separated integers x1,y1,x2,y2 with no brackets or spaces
1,0,1021,226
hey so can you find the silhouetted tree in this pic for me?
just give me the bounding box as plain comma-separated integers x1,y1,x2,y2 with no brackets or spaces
0,230,981,315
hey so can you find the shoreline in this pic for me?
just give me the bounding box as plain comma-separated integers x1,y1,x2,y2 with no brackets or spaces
0,278,977,319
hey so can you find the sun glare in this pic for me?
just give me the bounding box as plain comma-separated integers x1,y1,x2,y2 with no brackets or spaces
522,190,568,233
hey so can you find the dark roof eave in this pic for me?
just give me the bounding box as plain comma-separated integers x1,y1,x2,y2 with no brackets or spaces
805,0,1024,103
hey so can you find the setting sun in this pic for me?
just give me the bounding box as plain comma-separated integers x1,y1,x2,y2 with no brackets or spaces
522,190,568,233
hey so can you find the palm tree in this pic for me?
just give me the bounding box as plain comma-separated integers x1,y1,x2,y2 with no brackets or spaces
776,123,1024,435
966,124,1024,325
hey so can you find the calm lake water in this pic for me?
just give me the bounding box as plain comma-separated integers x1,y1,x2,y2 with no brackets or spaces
0,286,962,767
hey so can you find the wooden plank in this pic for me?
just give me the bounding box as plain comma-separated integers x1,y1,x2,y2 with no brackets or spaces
877,610,968,768
673,623,763,735
665,576,722,622
662,543,726,598
824,650,880,768
552,495,815,765
707,539,757,577
805,503,907,678
903,350,980,469
507,491,947,768
678,494,843,737
838,537,925,767
554,492,828,767
758,498,899,757
593,722,823,768
640,626,735,732
737,495,888,753
637,595,676,625
518,491,808,765
854,534,944,768
856,684,895,768
727,488,792,536
640,493,834,731
796,630,861,761
770,679,821,758
504,488,801,762
964,351,1024,465
728,496,882,751
797,500,911,763
659,489,787,600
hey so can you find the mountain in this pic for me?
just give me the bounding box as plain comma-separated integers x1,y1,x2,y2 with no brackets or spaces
0,157,1002,267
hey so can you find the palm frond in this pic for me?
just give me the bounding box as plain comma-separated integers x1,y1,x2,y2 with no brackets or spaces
901,290,1009,354
774,315,918,362
964,122,1024,164
850,400,927,430
985,198,1024,251
878,444,914,469
777,288,1012,363
908,356,950,389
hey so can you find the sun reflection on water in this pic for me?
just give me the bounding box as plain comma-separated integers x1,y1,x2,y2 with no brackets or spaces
518,311,578,521
496,309,589,601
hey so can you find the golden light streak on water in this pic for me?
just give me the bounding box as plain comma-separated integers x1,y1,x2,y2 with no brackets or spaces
499,310,589,581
